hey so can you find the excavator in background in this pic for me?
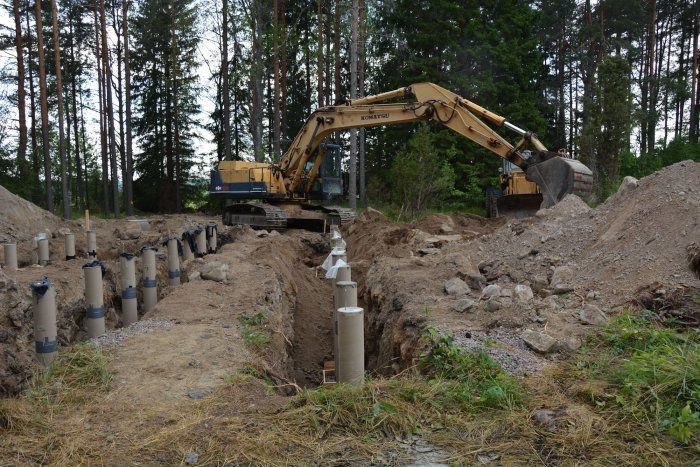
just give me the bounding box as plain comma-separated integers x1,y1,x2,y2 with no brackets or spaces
210,82,593,230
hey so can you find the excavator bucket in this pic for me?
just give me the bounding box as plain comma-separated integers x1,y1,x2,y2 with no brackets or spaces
525,157,593,208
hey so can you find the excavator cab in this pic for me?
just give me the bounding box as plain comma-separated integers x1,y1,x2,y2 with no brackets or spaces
303,143,344,201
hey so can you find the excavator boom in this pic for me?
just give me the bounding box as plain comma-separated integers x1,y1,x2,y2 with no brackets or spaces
276,82,592,205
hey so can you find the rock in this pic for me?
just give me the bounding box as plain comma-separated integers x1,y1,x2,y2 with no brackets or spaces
579,304,608,326
114,225,141,240
187,391,206,400
461,272,487,290
188,271,201,281
476,452,501,464
484,298,501,312
57,227,72,236
451,298,476,313
184,452,199,465
514,285,534,301
269,230,281,237
550,266,574,294
532,408,567,431
562,336,582,352
199,261,229,282
499,288,512,298
439,223,454,234
531,274,548,292
481,284,501,299
521,329,557,353
418,247,440,256
619,175,638,192
255,230,269,238
444,277,471,297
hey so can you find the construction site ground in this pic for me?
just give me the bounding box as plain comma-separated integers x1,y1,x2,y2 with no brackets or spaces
1,161,700,465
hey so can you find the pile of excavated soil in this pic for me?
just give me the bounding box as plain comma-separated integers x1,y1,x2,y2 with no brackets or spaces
343,161,700,375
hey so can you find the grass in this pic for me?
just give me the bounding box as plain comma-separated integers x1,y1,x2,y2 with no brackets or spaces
574,310,700,447
3,321,699,464
238,311,271,348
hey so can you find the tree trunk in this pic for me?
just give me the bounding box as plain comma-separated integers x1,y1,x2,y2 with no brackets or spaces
272,0,281,160
349,0,358,210
68,14,84,210
50,0,70,219
13,0,28,184
112,1,126,214
123,0,134,214
280,0,287,147
358,0,366,208
222,0,232,160
35,0,53,213
100,0,120,216
317,0,323,106
94,3,110,214
251,0,264,161
26,8,41,205
691,11,699,143
334,0,340,101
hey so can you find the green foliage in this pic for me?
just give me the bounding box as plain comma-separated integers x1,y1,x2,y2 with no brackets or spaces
576,311,700,446
580,55,633,200
419,328,523,410
388,123,456,216
25,344,112,406
367,0,547,211
131,0,201,212
238,311,270,348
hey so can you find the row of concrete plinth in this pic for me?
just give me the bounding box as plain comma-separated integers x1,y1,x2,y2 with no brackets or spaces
1,230,91,270
5,224,218,368
323,230,365,386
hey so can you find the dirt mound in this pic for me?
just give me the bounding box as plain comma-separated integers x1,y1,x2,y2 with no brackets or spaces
343,161,700,375
0,185,84,266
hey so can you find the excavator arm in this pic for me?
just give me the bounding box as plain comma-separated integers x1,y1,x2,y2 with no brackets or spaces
277,82,592,207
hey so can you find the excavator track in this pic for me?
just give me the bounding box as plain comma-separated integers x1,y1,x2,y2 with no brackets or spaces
322,206,357,226
222,203,288,229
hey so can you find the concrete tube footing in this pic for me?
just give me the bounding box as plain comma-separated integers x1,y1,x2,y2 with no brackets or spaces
195,228,207,257
166,238,181,286
31,277,57,367
181,231,195,261
331,250,347,266
337,306,365,386
38,238,49,266
65,233,76,260
206,223,217,253
87,230,97,260
334,281,357,379
3,243,18,270
120,253,138,326
142,247,158,312
83,263,106,338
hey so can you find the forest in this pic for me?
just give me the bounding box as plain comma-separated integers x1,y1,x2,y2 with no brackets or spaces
0,0,698,218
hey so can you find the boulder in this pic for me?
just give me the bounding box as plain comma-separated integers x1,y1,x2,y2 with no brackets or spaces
514,284,534,301
439,223,454,234
484,298,501,312
550,265,574,294
450,298,476,313
579,304,608,326
481,284,501,299
531,274,549,292
114,225,141,240
444,277,471,297
200,261,229,282
521,329,557,353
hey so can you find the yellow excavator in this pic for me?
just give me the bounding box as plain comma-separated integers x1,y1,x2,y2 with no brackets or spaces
210,82,593,230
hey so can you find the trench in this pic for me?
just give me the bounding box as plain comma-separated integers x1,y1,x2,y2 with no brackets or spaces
277,233,418,390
